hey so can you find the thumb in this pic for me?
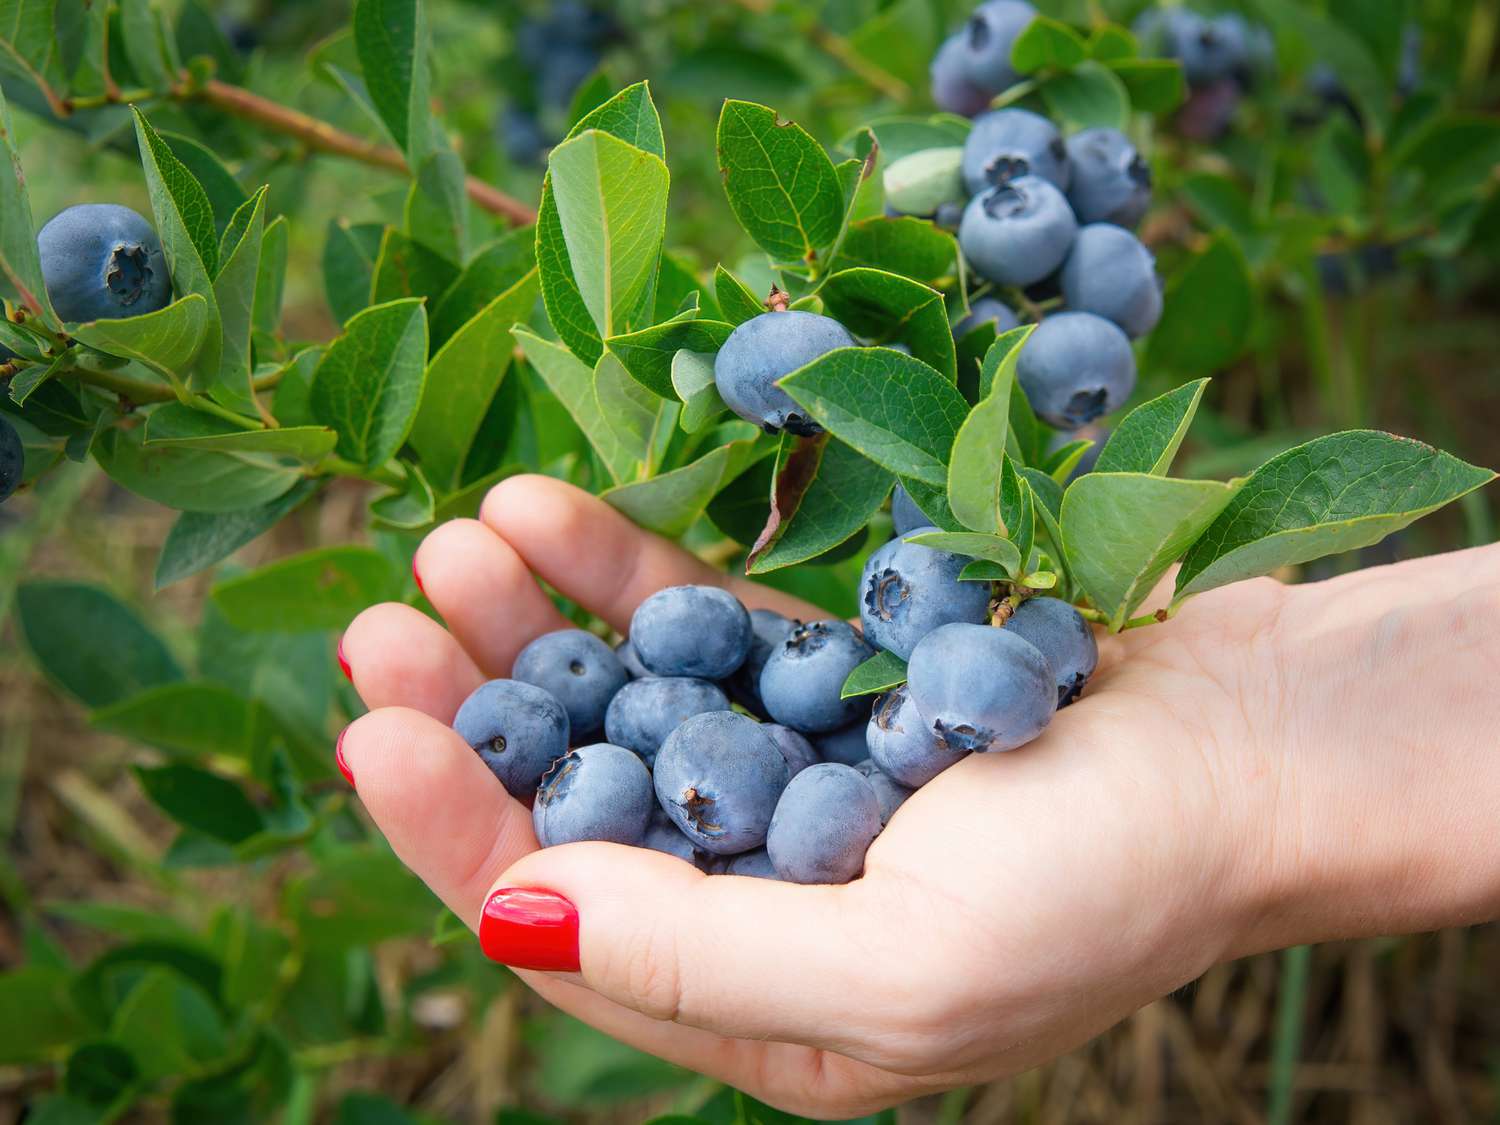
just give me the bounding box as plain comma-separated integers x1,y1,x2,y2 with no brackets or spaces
476,842,916,1053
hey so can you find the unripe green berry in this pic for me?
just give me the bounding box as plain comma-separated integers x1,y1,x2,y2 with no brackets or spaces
882,147,965,218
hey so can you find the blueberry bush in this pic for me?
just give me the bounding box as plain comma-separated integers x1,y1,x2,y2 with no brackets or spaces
0,0,1497,1121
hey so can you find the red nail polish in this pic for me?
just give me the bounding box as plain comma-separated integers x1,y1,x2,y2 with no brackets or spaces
335,727,355,789
479,888,580,971
412,556,426,597
337,636,352,683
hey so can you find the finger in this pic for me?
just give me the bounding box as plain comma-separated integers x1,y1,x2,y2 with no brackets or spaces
476,842,938,1064
480,474,824,632
341,602,484,721
413,517,570,676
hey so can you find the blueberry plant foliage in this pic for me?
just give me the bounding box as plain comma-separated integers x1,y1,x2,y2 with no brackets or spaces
0,0,1494,1121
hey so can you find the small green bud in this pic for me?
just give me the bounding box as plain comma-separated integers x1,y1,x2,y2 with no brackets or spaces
882,147,965,218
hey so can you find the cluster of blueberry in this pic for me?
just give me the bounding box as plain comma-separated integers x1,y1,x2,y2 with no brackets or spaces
499,2,619,167
1133,7,1271,140
452,558,1097,884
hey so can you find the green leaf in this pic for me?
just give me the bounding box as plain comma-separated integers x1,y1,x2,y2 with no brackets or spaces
1256,0,1390,137
1000,455,1035,566
154,481,320,590
548,129,669,342
748,433,892,573
1095,379,1208,476
1064,473,1239,628
834,217,958,283
1011,16,1088,74
948,326,1033,533
94,425,302,513
286,848,439,950
409,268,539,491
0,970,87,1064
369,462,436,529
92,681,279,763
670,349,728,433
210,188,267,410
161,132,248,233
1146,233,1253,373
603,438,763,537
369,226,460,307
1176,433,1497,599
780,347,969,486
107,968,227,1080
845,0,942,89
322,220,384,326
134,764,264,843
8,353,67,406
514,325,641,485
430,228,536,345
842,114,971,164
64,1040,138,1108
69,294,211,387
594,349,660,472
16,581,181,708
713,264,763,325
144,405,336,461
1088,24,1138,62
607,319,733,399
1040,61,1129,130
897,474,964,532
1106,58,1185,113
716,100,845,267
253,215,288,337
353,0,425,154
904,529,1021,575
958,559,1010,583
819,267,955,382
840,649,908,699
210,546,402,633
0,85,53,318
309,297,428,466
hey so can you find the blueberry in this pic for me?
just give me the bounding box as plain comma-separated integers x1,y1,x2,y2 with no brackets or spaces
37,204,172,323
959,177,1078,288
603,676,729,766
1059,224,1163,339
760,620,876,734
1064,128,1152,229
714,310,855,435
906,622,1056,752
452,679,571,798
954,295,1021,340
1015,311,1135,429
930,34,994,117
721,848,779,879
860,525,992,660
512,629,629,740
764,723,820,777
0,416,21,505
1176,77,1242,142
813,706,873,765
499,106,549,168
533,743,653,847
961,109,1070,196
867,684,968,786
766,763,882,884
628,585,752,679
955,2,1037,96
615,639,654,680
853,759,914,825
934,200,966,230
723,608,796,717
654,711,790,855
1140,9,1241,85
641,807,707,867
1005,596,1098,706
891,484,928,536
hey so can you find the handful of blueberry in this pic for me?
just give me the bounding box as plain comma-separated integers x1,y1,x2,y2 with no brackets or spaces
450,571,1096,884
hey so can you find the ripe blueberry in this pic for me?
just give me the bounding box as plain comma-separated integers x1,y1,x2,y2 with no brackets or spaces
603,676,729,766
860,525,992,660
1059,224,1163,339
954,295,1021,340
723,608,796,717
813,704,874,765
37,204,171,323
452,679,570,798
654,711,790,855
641,806,708,867
930,34,993,117
959,176,1078,288
763,723,820,777
0,415,22,504
961,109,1070,196
533,743,654,847
1064,128,1153,229
512,628,629,739
1015,311,1136,428
1005,596,1099,706
721,847,779,879
867,684,968,786
955,1,1037,94
854,759,914,826
614,639,654,680
905,622,1056,752
766,763,882,884
628,585,752,680
891,484,928,536
713,310,855,435
759,620,876,734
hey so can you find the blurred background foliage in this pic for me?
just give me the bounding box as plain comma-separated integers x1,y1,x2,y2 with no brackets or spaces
0,0,1497,1122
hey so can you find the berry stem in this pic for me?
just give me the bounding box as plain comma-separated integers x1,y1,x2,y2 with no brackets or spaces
186,393,266,431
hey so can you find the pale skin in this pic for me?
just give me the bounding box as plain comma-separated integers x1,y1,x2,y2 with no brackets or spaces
339,473,1500,1117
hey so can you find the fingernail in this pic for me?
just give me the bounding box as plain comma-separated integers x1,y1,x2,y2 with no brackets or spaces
479,888,580,971
337,636,352,683
335,727,355,789
412,556,426,597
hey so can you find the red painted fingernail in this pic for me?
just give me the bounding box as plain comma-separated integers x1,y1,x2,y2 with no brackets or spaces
412,556,425,597
335,727,355,789
337,636,352,683
479,888,580,971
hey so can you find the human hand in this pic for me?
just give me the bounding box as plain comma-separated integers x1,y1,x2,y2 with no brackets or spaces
338,474,1500,1116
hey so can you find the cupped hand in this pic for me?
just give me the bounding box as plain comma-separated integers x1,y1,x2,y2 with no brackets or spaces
338,474,1500,1116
